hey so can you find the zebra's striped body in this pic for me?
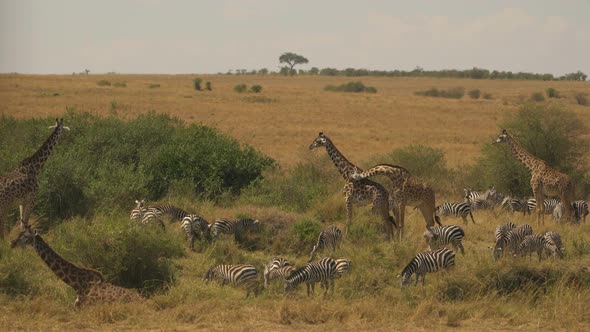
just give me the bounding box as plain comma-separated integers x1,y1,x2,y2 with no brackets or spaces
264,266,295,288
555,201,589,223
309,225,343,262
501,197,530,216
145,204,191,222
464,187,503,210
205,264,259,297
285,257,337,296
506,224,534,253
424,225,465,255
543,231,564,258
211,218,260,241
400,247,455,286
435,202,475,224
516,234,559,260
263,257,293,288
130,200,166,230
130,199,146,221
180,215,211,250
527,198,560,215
492,222,516,260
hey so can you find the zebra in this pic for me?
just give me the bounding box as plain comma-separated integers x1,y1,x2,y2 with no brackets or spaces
399,247,455,286
335,258,352,278
423,225,465,255
285,257,337,296
308,225,343,262
516,234,560,260
180,214,211,251
543,231,564,258
210,218,260,241
263,257,293,288
204,264,259,297
527,198,560,216
464,187,503,210
554,201,589,223
506,224,534,253
435,202,475,224
130,199,146,221
264,266,295,289
130,199,166,230
491,222,516,261
500,197,530,216
144,204,191,223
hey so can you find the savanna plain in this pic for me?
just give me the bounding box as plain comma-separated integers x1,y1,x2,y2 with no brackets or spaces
1,74,590,331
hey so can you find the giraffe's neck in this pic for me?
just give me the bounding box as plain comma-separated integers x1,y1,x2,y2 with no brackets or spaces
323,139,363,181
19,126,65,175
505,135,544,172
31,234,104,293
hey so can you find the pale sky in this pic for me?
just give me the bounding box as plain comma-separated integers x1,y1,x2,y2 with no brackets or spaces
1,0,589,76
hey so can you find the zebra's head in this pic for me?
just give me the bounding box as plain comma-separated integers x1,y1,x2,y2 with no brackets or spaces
423,228,436,243
309,132,329,150
399,272,413,287
204,268,215,283
491,243,503,261
134,199,146,209
494,129,510,144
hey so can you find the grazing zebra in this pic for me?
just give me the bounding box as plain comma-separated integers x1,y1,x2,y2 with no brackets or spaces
308,225,343,262
210,218,260,241
264,266,295,289
263,257,293,288
506,224,534,253
543,231,564,258
516,234,560,260
435,202,475,224
527,198,560,216
464,187,503,210
334,258,352,277
554,201,589,223
204,264,259,297
501,197,530,216
423,225,465,255
180,215,211,251
399,247,455,286
130,200,166,230
491,222,517,261
285,257,337,296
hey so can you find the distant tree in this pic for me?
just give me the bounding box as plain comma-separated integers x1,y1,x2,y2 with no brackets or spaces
309,67,319,75
279,66,290,76
258,68,269,75
84,69,90,75
279,52,309,75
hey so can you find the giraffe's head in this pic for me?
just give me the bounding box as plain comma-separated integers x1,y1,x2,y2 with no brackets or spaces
10,224,36,249
494,129,510,144
309,132,329,150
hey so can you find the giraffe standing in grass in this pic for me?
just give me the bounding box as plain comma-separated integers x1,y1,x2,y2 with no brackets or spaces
0,119,69,238
494,129,575,224
309,132,397,240
351,164,441,235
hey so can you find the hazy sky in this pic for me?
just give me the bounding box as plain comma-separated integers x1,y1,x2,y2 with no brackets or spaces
1,0,589,75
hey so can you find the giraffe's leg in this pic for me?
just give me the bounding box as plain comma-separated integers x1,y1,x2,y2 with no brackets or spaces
21,191,37,227
0,208,7,239
398,203,406,240
345,196,353,235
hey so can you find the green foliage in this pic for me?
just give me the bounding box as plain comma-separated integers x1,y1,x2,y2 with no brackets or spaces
468,89,481,99
148,83,160,88
279,52,309,74
0,112,274,220
483,93,493,100
546,88,559,98
415,87,464,99
324,81,377,93
205,81,212,91
234,84,247,93
193,78,202,91
466,103,589,197
530,92,545,102
292,217,322,244
575,93,588,106
97,80,111,86
250,85,263,93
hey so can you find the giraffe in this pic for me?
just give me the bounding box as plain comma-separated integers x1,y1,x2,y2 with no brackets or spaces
350,164,441,235
0,118,69,238
309,132,397,240
11,212,142,307
494,129,575,224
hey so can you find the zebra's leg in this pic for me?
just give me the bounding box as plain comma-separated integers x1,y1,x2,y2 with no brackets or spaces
469,211,476,224
461,215,467,225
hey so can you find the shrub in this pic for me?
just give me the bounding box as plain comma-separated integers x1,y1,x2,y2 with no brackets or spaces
234,84,247,93
148,83,160,88
468,89,481,99
483,93,493,99
113,82,127,88
323,81,377,93
415,87,464,99
250,85,262,93
531,92,545,102
578,95,590,105
96,80,111,86
292,217,322,249
242,96,275,103
193,78,202,91
205,81,212,91
546,88,559,98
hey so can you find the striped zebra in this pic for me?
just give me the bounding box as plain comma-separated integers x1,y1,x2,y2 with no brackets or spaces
210,218,260,241
285,257,337,296
264,266,295,289
543,231,564,258
335,258,352,278
491,222,516,261
464,187,503,210
308,225,343,262
527,198,560,215
180,214,211,251
399,247,455,286
130,199,166,230
263,257,293,288
130,199,146,221
204,264,259,297
435,202,475,224
423,225,465,255
516,234,560,260
145,204,191,223
506,224,534,253
553,201,589,223
501,197,530,216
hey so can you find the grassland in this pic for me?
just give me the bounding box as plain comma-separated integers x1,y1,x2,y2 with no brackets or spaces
1,74,590,331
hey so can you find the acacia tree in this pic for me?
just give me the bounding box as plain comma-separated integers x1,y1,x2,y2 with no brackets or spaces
279,52,308,75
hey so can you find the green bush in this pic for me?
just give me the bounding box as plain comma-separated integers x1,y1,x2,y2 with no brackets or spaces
415,87,464,99
0,112,274,221
546,88,559,98
483,93,493,100
324,81,377,93
575,93,588,106
234,84,247,93
205,81,212,91
193,78,202,91
250,85,262,93
531,92,545,102
113,82,127,88
468,89,481,99
292,217,322,246
96,80,111,86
